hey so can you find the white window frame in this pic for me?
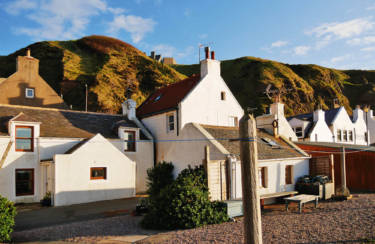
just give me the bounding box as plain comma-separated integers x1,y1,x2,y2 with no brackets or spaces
167,113,175,133
258,167,268,188
123,130,136,152
25,88,35,98
294,127,303,138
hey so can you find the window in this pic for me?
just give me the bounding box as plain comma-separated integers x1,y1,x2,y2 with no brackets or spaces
221,91,226,100
167,114,174,132
348,131,353,142
295,127,303,138
258,167,268,188
25,88,34,98
285,165,293,185
90,167,107,180
16,169,34,196
365,132,368,142
315,134,318,142
229,116,238,127
262,137,280,149
124,130,136,152
154,94,162,102
343,130,348,142
15,126,33,152
337,130,342,142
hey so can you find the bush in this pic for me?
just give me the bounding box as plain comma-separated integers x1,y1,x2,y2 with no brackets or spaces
146,161,174,197
142,165,229,230
0,196,16,242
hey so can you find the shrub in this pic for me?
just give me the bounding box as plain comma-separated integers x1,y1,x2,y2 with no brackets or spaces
146,161,174,197
0,196,16,242
142,165,229,230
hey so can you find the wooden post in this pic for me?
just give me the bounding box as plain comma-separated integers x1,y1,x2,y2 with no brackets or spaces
341,147,347,190
330,154,335,193
239,114,262,244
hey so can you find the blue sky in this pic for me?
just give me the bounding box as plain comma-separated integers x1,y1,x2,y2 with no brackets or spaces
1,0,375,69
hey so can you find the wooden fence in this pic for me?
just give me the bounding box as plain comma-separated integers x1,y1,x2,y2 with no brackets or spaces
297,143,375,192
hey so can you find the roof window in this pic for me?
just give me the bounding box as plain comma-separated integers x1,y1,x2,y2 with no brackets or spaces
25,88,34,98
262,137,280,149
154,94,162,102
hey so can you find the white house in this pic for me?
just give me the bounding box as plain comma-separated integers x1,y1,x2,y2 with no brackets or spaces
287,105,369,145
136,48,310,201
0,51,154,206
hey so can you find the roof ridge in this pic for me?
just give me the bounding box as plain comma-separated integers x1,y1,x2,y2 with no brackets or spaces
0,104,123,117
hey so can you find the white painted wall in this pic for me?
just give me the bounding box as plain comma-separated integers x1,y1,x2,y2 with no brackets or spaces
180,59,244,129
352,107,368,145
367,110,375,144
231,157,309,199
288,118,311,140
330,107,357,144
54,134,136,206
111,127,153,193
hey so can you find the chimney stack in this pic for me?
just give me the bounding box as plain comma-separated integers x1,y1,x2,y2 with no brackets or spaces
26,49,31,57
211,51,215,60
204,46,210,59
333,98,340,109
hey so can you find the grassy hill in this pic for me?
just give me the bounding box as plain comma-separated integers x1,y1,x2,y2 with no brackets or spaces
173,57,375,116
0,35,186,113
1,35,375,116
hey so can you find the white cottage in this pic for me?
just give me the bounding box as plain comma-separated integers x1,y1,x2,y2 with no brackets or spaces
0,51,154,206
287,105,368,145
136,48,310,201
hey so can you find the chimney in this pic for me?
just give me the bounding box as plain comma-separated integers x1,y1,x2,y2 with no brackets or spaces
122,99,137,120
353,105,364,122
270,102,284,118
204,46,210,59
313,108,325,122
200,47,221,77
150,51,155,59
26,49,31,57
211,51,215,60
333,98,340,109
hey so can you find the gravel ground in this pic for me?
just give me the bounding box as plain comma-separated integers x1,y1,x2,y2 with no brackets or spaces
13,194,375,243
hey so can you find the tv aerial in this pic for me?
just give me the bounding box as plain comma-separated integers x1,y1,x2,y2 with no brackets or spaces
264,84,292,103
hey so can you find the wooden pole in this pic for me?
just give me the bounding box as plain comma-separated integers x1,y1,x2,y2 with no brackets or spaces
341,147,346,190
239,114,262,244
330,154,335,194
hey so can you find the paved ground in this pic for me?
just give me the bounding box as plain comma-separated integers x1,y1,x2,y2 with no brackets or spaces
12,194,375,243
15,197,141,231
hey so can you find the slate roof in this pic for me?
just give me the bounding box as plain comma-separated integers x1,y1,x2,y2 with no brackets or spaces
200,125,306,160
137,74,200,118
0,105,138,139
287,108,341,125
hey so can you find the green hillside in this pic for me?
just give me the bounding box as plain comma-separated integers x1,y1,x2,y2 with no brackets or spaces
0,35,186,113
1,35,375,116
173,57,375,116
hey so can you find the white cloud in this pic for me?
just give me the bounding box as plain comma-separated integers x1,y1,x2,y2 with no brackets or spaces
347,36,375,45
8,0,108,40
108,7,126,15
330,54,350,63
307,18,374,40
271,40,288,48
107,15,156,43
5,0,37,15
294,45,310,55
361,46,375,51
367,5,375,11
199,34,208,39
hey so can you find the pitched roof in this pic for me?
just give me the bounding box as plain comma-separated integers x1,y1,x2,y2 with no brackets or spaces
324,107,341,125
200,125,306,160
287,107,341,126
287,112,313,122
137,74,200,118
11,112,40,123
0,104,138,139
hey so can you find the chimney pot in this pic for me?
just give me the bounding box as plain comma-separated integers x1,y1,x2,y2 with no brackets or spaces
211,51,215,60
204,46,210,59
26,49,31,57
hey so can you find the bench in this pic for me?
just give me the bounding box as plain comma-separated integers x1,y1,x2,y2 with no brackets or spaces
260,191,298,208
284,194,319,213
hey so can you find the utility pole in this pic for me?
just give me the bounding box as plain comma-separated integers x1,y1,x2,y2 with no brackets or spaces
239,114,262,244
85,83,88,112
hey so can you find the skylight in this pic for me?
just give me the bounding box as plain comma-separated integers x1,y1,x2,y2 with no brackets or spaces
154,94,162,102
261,137,280,149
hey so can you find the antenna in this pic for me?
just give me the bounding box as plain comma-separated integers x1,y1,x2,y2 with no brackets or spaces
198,42,213,63
264,84,292,103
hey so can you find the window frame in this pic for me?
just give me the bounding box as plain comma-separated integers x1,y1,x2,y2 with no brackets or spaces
15,168,34,196
337,129,342,142
258,167,268,188
294,127,303,138
124,130,136,152
343,130,348,142
285,165,294,185
167,113,175,132
25,88,35,98
221,91,226,101
15,126,34,152
90,167,107,180
348,130,353,142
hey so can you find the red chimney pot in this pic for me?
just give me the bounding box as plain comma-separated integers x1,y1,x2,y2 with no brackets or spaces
211,51,215,60
204,47,210,59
